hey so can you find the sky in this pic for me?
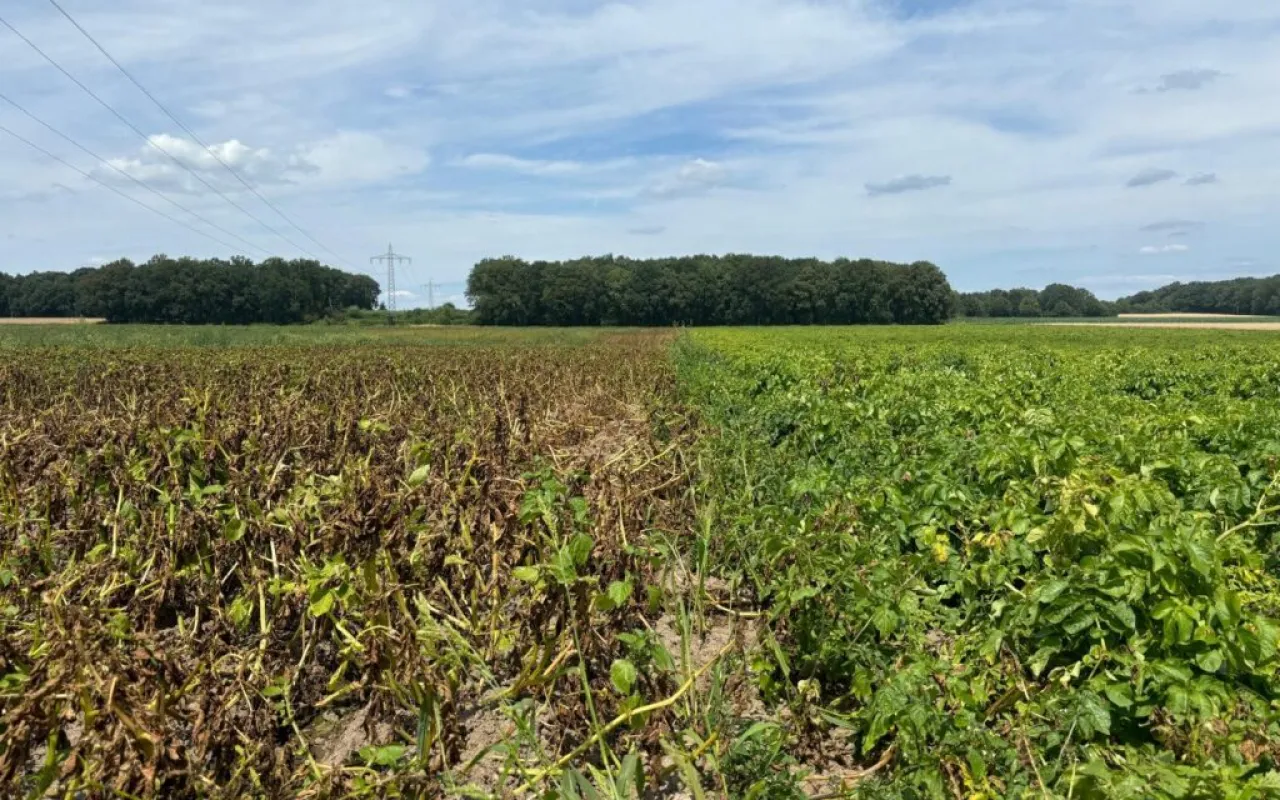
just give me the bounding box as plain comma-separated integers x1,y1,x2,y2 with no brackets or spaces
1,0,1278,305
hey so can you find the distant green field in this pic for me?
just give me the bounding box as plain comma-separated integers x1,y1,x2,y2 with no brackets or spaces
0,323,614,348
7,320,1280,349
712,323,1280,349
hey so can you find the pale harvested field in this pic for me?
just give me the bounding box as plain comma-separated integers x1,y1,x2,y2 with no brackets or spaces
1117,313,1257,320
1051,321,1280,330
0,317,105,325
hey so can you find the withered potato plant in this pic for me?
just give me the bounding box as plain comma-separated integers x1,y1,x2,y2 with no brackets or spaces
1,332,708,798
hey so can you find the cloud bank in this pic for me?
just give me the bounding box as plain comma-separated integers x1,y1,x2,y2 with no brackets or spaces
0,0,1276,303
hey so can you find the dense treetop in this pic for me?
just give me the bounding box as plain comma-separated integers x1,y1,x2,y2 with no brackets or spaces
0,256,380,324
1117,274,1280,315
467,254,955,326
955,283,1114,318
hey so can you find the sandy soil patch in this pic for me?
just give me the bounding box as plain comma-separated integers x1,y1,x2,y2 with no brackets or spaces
0,317,105,325
1117,313,1263,320
1050,322,1280,330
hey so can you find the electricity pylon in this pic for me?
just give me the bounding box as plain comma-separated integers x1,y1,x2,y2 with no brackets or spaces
370,244,411,323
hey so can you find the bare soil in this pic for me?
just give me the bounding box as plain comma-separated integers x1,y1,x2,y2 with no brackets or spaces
1051,322,1280,330
1116,312,1264,318
454,705,516,790
1117,313,1256,319
308,702,392,768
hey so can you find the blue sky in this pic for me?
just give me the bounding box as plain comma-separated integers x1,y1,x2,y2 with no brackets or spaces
2,0,1278,304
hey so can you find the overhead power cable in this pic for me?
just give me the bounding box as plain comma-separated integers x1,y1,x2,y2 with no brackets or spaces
0,12,324,262
0,121,252,255
0,90,273,258
43,0,358,270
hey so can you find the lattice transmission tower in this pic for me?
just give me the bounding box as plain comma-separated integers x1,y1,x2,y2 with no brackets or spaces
370,244,411,323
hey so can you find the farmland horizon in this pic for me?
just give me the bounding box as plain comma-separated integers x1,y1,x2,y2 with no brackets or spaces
6,253,1280,325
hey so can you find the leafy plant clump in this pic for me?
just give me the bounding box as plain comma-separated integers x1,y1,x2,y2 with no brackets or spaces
677,326,1280,798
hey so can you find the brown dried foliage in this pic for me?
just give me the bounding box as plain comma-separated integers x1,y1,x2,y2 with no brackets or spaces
0,331,691,797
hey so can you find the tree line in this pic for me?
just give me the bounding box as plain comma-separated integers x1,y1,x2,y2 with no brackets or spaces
0,256,380,324
954,284,1115,318
23,252,1265,326
1117,275,1280,316
466,255,955,326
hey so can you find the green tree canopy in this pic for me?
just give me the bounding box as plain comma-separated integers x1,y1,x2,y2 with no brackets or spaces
956,284,1114,318
1118,275,1280,315
0,256,380,324
467,254,955,326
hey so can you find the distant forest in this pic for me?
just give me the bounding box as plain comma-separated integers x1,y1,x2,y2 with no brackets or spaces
466,255,955,325
7,254,1276,326
1116,275,1280,316
960,275,1280,319
0,256,379,324
954,283,1115,318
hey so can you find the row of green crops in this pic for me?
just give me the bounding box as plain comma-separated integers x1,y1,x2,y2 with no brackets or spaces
679,327,1280,798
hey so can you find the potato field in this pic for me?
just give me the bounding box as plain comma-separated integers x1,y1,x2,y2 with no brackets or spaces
2,326,1279,799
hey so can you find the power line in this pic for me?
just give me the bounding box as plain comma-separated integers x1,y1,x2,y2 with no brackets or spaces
0,12,324,262
42,0,357,270
0,90,273,258
0,121,250,255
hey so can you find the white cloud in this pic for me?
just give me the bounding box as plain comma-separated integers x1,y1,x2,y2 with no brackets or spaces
300,132,429,185
458,153,586,176
646,159,729,198
1139,244,1190,255
97,132,427,193
109,134,297,181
